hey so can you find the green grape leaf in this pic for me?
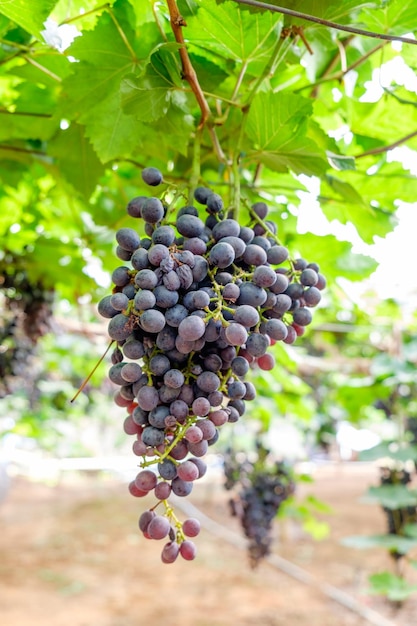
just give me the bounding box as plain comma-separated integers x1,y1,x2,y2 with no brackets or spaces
49,124,105,199
83,91,139,163
365,485,417,510
244,92,328,177
294,233,377,281
342,534,417,554
359,443,417,462
368,572,417,602
120,70,173,122
186,0,281,68
326,153,356,171
0,0,57,39
359,0,417,35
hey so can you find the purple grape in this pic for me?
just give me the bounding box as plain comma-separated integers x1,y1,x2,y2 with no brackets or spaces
177,460,199,482
110,292,129,311
148,515,171,539
209,242,235,268
135,469,157,492
180,540,197,560
178,315,206,341
139,510,156,532
134,289,156,310
171,477,193,497
111,266,131,287
154,481,172,500
224,323,248,347
121,362,143,383
142,167,163,186
164,369,185,389
141,197,164,223
243,244,267,266
98,295,118,319
137,386,160,411
182,518,201,537
176,214,205,238
116,228,140,252
161,541,180,563
140,309,166,333
108,313,132,341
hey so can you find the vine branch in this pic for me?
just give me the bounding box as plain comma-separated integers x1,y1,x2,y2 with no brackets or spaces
165,0,211,128
231,0,417,45
355,129,417,159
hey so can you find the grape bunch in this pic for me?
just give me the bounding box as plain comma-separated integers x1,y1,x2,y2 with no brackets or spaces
98,166,325,563
224,445,295,567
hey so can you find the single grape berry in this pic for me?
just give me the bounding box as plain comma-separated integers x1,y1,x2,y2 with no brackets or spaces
142,167,163,186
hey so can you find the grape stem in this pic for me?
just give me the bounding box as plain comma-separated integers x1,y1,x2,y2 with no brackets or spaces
165,0,211,128
231,0,417,46
70,340,114,402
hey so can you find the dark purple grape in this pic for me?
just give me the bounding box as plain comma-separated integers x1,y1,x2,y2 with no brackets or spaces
243,244,267,266
98,295,118,319
303,286,322,306
206,193,223,213
237,283,267,307
111,266,131,287
251,201,268,219
134,289,156,310
194,187,211,204
246,332,269,357
127,196,146,218
140,309,166,333
141,197,164,223
171,477,193,497
131,248,149,270
252,265,277,288
153,285,179,308
265,318,288,340
178,316,206,341
116,228,140,252
292,307,313,326
209,242,235,268
300,268,318,286
212,219,240,241
142,167,163,186
108,313,133,341
176,214,205,238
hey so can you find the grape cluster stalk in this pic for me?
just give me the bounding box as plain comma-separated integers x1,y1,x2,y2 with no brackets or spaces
98,166,326,563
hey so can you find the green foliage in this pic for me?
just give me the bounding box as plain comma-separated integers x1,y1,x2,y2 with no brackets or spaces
368,571,417,601
1,0,416,306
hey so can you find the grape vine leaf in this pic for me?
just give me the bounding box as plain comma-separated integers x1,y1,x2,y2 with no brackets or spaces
49,124,105,199
83,91,140,163
0,0,58,39
359,0,417,35
368,572,417,602
244,92,329,177
186,0,281,70
120,70,174,122
342,534,417,554
294,233,377,280
365,485,417,510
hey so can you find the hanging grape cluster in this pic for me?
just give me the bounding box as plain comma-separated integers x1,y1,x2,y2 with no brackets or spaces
0,258,54,397
224,444,295,567
98,167,325,563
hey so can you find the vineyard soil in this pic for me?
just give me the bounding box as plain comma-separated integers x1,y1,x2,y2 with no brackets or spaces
1,463,416,626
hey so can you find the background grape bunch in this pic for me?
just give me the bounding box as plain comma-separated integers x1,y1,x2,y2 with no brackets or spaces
98,167,326,563
224,444,295,567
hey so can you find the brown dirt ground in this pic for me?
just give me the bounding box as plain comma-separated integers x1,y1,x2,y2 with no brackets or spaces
1,462,417,626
